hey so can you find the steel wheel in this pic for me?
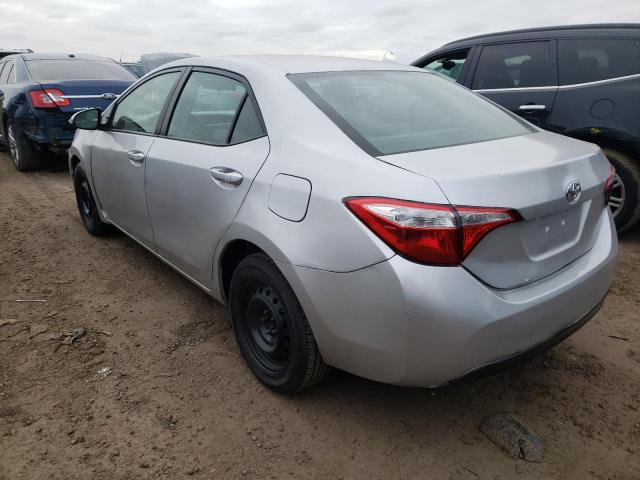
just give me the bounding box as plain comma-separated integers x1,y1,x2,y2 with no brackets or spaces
78,178,96,229
73,166,112,236
240,281,292,376
7,125,20,168
608,173,626,220
229,253,329,393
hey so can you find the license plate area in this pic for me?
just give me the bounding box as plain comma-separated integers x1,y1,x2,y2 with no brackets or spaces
521,203,585,260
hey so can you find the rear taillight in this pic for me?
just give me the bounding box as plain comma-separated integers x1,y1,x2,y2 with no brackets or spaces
604,164,616,205
29,89,70,108
344,197,521,266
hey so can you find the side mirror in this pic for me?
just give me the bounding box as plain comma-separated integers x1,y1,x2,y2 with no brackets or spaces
70,108,101,130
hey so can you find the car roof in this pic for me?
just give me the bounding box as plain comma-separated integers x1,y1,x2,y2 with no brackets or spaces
412,23,640,65
19,53,112,61
443,23,640,48
162,54,417,75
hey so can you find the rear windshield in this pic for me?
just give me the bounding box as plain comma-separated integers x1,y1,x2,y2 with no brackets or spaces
290,71,534,156
26,59,136,81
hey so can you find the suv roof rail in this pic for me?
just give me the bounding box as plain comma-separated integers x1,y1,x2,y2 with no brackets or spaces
444,23,640,46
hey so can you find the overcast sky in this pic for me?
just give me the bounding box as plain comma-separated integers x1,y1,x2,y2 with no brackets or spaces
1,0,639,63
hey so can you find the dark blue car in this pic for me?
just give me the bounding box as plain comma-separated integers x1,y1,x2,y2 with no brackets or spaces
0,53,136,171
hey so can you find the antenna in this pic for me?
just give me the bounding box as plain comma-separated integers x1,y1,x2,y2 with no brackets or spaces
119,50,124,63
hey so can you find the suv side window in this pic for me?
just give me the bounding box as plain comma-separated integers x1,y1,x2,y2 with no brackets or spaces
559,38,640,85
472,41,555,90
168,71,261,145
422,50,469,81
111,71,180,134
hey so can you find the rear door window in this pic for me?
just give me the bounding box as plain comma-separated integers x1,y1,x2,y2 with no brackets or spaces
26,59,136,81
230,98,265,144
558,38,640,85
111,71,180,134
167,71,261,145
422,50,469,81
472,41,556,89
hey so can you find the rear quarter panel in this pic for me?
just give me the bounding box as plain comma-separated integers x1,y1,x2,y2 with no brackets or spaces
549,77,640,147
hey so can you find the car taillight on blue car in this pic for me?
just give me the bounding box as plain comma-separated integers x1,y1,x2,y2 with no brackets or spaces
29,89,70,108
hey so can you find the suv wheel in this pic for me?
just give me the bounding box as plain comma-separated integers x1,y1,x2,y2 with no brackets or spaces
229,253,330,393
603,148,640,233
7,122,42,171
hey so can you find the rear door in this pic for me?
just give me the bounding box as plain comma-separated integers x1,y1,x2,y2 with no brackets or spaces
91,69,182,248
471,40,559,128
145,68,269,286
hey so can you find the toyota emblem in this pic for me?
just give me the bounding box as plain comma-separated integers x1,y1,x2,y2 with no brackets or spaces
565,181,581,204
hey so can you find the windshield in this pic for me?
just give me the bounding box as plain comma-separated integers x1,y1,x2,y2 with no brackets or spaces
290,71,534,156
26,59,136,81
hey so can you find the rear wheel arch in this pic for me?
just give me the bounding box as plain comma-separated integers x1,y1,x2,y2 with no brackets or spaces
69,155,81,176
219,239,266,303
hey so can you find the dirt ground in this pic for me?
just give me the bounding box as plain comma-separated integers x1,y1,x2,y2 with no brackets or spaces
0,151,639,480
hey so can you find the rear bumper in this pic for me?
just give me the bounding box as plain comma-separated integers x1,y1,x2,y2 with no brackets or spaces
441,296,605,387
18,111,74,147
278,207,617,387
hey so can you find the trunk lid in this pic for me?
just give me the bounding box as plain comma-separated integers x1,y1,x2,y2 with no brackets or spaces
36,80,132,113
379,131,611,289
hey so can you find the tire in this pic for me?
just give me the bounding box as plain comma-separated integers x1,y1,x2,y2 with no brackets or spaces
603,148,640,233
229,253,330,393
73,165,112,236
6,122,42,171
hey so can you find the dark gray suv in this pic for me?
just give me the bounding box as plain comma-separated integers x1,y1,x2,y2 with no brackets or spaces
413,24,640,232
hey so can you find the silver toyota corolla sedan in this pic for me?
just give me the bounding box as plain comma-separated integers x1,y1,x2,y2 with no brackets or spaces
68,55,618,393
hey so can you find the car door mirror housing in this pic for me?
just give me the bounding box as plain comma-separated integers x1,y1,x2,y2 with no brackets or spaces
71,108,101,130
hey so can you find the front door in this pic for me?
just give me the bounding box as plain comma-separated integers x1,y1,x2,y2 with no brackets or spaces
471,40,558,129
91,70,181,248
145,69,269,286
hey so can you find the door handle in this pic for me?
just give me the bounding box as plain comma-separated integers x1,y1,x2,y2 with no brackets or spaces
126,150,145,164
518,104,546,111
210,167,243,186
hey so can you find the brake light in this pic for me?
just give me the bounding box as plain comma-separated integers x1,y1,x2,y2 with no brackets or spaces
29,89,70,108
344,197,521,266
604,164,616,204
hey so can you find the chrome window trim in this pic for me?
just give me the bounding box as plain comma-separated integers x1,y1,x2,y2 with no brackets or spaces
474,72,640,94
474,85,558,93
558,72,640,90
